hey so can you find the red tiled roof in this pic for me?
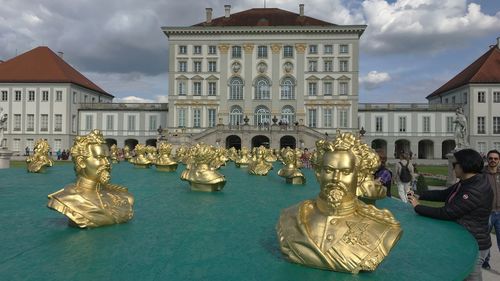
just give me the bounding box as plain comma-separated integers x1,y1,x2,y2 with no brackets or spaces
0,46,112,97
193,8,336,27
427,45,500,99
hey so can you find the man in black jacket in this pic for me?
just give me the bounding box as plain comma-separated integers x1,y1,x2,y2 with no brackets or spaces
407,149,493,281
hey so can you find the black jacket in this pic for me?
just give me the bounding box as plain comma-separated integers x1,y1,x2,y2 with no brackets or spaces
415,173,493,250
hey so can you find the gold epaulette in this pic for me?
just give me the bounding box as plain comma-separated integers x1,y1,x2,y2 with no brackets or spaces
357,201,400,226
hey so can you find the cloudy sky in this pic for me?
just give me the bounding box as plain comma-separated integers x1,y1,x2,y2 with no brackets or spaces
0,0,499,103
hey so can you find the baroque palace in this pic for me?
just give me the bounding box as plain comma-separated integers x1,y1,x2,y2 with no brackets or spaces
0,5,499,161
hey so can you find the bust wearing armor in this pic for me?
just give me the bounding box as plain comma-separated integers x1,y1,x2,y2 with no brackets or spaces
47,129,134,228
276,133,402,273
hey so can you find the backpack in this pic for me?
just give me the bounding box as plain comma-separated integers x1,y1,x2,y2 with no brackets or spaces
399,161,412,183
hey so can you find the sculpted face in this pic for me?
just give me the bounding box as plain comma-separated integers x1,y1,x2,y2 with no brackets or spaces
318,150,357,206
79,144,111,184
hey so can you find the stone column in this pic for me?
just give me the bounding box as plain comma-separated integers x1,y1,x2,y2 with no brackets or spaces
295,43,306,124
242,43,254,123
218,44,230,124
271,43,282,116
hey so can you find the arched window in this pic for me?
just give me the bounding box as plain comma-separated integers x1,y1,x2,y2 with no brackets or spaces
280,77,295,99
229,77,243,100
255,77,270,100
229,105,243,126
281,106,295,125
254,105,270,126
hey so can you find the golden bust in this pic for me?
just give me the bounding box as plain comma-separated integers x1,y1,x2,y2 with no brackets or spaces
110,144,119,163
47,129,134,228
175,145,189,164
180,144,226,192
235,147,251,168
277,133,402,273
26,139,53,173
146,145,157,163
123,145,132,161
211,147,228,169
248,146,273,176
155,142,178,172
277,147,305,184
227,147,238,162
130,144,151,168
264,148,278,163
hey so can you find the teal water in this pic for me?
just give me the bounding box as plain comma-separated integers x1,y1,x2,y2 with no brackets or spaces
0,163,476,281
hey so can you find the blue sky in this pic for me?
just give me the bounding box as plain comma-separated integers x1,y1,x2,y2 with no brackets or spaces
0,0,499,103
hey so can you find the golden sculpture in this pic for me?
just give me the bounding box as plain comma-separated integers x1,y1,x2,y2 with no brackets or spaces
248,146,273,176
110,144,119,163
146,145,157,163
47,129,134,228
26,139,53,173
180,143,226,192
235,146,251,168
123,145,132,161
227,147,238,162
175,145,190,164
211,147,228,169
154,142,178,172
276,132,402,273
130,144,151,168
264,148,278,163
277,147,306,184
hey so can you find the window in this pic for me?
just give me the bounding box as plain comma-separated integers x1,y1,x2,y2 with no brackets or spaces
375,117,383,132
308,109,317,128
149,115,157,131
193,82,202,96
208,61,217,72
463,93,467,104
478,142,486,154
478,91,485,103
308,60,317,72
53,139,61,151
339,110,348,128
127,115,136,131
208,109,216,127
193,45,202,54
232,46,242,58
324,60,333,72
56,91,62,101
208,45,217,55
73,92,77,103
446,116,454,133
494,92,500,103
85,115,93,130
178,81,186,95
493,117,500,134
193,61,202,72
308,82,317,96
72,115,76,133
423,116,431,133
84,95,88,103
179,45,187,54
15,91,21,101
230,106,243,126
106,115,114,130
340,60,348,72
280,78,295,100
494,142,500,151
179,61,187,72
1,91,7,101
399,116,407,132
42,91,49,101
27,114,34,131
254,106,270,126
309,45,317,54
28,91,35,101
55,114,62,132
281,106,295,125
193,109,201,128
178,109,186,127
255,78,270,100
14,114,21,131
324,82,332,96
208,82,216,96
444,98,449,104
229,77,243,100
324,45,333,54
339,82,348,95
36,116,49,133
257,46,268,58
13,139,20,151
283,45,293,58
91,97,95,103
451,96,455,104
340,44,349,54
477,116,485,134
323,108,332,128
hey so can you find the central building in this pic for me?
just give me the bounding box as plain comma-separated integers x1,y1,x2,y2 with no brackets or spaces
162,5,366,149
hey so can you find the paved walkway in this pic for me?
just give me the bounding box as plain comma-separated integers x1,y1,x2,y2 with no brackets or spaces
484,234,500,281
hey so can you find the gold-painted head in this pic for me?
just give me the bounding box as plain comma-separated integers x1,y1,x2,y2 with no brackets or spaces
71,129,111,184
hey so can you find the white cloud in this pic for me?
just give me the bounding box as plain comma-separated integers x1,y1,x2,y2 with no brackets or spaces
360,71,391,90
114,96,154,103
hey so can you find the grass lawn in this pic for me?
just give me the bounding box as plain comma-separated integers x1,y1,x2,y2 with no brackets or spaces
10,160,73,168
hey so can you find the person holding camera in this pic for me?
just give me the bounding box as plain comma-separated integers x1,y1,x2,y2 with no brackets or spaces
407,149,492,281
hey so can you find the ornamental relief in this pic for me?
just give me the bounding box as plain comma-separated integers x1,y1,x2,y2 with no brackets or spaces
283,62,293,74
231,62,242,74
257,62,268,74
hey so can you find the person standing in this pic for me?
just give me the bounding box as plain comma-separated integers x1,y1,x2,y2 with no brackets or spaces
482,149,500,270
374,151,393,198
408,149,492,281
395,152,414,203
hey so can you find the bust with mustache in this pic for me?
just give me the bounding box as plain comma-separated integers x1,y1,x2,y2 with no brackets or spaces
47,129,134,228
276,132,402,273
